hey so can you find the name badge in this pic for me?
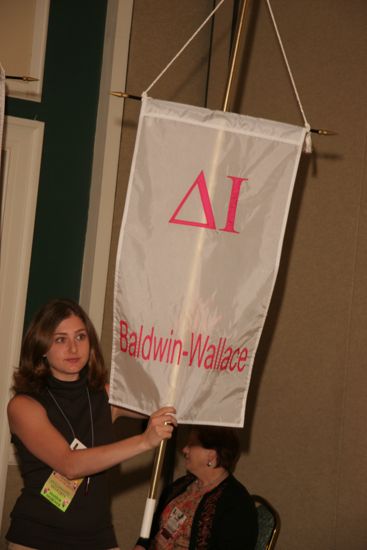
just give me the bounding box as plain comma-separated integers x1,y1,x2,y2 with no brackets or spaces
40,438,86,512
160,506,187,541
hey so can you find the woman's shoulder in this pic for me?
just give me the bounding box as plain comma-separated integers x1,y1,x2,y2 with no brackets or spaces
211,476,259,548
8,393,49,435
220,475,254,502
8,393,46,420
211,476,257,530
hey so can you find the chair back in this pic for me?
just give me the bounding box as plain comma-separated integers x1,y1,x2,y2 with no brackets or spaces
252,494,280,550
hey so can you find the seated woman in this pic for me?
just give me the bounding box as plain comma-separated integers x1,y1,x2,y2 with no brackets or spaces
135,425,258,550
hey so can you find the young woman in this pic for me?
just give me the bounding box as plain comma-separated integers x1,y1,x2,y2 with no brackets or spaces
6,299,176,550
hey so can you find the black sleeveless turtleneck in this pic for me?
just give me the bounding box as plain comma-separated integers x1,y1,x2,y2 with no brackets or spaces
7,369,118,549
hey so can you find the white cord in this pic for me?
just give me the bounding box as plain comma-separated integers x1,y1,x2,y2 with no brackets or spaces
144,0,226,96
264,0,312,151
0,64,6,242
143,0,312,152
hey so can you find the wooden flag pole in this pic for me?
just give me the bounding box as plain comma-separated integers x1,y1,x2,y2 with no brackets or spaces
139,0,252,539
140,440,168,537
222,0,251,112
6,75,39,81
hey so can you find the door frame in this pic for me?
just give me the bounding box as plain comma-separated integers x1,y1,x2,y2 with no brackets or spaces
80,0,134,333
0,116,44,524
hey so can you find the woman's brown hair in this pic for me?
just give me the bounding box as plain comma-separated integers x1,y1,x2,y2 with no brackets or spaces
13,299,107,394
191,425,241,473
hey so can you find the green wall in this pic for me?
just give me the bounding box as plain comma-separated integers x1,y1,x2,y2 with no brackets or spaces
5,0,108,327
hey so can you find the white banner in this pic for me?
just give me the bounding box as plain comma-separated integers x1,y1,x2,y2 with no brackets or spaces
110,96,306,426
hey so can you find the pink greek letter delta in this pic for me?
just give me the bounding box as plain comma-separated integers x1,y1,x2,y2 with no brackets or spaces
169,170,247,234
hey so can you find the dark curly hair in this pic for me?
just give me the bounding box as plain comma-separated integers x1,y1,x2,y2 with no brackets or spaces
190,426,241,473
13,299,107,394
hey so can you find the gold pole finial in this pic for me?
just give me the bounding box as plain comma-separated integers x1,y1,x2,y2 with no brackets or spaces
6,75,39,82
310,128,337,136
110,91,141,101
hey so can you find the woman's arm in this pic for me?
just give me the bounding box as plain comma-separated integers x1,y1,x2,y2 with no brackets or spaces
111,405,146,421
210,486,258,550
8,394,176,480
